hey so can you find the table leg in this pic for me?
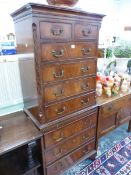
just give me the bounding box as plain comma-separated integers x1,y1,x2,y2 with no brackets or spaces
128,120,131,132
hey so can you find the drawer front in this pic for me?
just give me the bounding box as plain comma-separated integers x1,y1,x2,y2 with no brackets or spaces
74,23,98,40
40,21,72,40
101,100,121,116
45,92,96,122
44,76,96,103
45,128,96,164
41,42,97,61
46,140,95,175
42,60,96,83
44,112,97,148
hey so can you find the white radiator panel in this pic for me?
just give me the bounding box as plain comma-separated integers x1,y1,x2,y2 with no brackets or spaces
0,60,23,108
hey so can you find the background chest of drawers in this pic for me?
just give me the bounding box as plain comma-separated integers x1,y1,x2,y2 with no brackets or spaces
11,3,104,175
97,92,131,138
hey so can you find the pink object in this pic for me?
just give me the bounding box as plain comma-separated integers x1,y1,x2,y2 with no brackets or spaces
47,0,79,7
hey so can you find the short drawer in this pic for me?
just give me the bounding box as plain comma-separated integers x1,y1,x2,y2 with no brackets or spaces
45,128,96,165
40,21,72,40
101,100,122,116
74,23,98,40
45,92,96,122
41,42,97,61
44,76,96,104
44,112,97,148
42,60,97,83
46,139,95,175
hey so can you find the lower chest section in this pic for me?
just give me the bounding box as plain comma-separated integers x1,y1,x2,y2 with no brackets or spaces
41,107,98,175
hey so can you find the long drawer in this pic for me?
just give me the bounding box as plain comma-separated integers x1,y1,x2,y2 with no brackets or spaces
45,91,96,122
42,60,96,83
44,76,96,104
46,139,95,175
41,42,97,61
44,112,97,148
45,127,96,165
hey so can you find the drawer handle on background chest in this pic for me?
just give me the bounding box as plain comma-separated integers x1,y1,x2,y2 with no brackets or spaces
107,104,113,111
81,48,91,55
51,28,63,36
56,106,66,115
54,132,64,142
81,66,90,73
81,98,89,105
52,49,64,58
81,83,89,90
82,28,92,36
53,70,64,78
54,89,64,97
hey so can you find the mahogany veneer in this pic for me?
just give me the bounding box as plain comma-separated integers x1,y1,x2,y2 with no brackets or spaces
11,3,104,175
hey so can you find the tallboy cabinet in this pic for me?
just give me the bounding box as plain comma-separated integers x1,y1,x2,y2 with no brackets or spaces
11,3,104,175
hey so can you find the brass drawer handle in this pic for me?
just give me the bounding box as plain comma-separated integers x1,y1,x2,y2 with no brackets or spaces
81,66,90,73
56,106,66,115
82,135,89,141
83,148,89,154
53,70,64,78
82,28,92,36
81,98,89,105
81,48,91,55
52,49,64,58
54,148,63,157
54,89,64,97
81,83,89,90
54,132,64,142
51,28,63,36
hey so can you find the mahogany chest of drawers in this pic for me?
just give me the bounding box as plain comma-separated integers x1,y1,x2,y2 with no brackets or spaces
11,3,104,175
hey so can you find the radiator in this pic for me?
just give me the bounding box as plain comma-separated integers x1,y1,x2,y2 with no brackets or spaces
0,58,23,109
0,54,37,115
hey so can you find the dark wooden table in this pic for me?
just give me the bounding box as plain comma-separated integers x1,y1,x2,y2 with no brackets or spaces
0,111,42,155
0,111,43,175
